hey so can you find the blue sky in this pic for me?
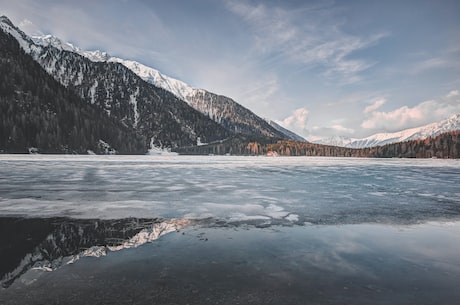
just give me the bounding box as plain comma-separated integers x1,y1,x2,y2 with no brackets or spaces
2,0,460,139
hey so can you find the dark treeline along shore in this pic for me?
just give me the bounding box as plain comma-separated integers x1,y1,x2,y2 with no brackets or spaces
176,131,460,158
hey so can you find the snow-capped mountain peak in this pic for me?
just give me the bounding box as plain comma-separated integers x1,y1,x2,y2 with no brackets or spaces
108,57,194,100
82,50,111,62
31,34,111,62
310,135,357,147
26,33,195,100
357,113,460,147
311,114,460,148
0,16,40,54
0,15,193,101
31,34,80,53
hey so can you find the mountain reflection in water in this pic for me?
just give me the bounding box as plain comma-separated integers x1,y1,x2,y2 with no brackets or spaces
0,217,191,288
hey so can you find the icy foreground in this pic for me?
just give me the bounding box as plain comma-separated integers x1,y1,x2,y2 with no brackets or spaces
1,155,460,304
0,155,459,224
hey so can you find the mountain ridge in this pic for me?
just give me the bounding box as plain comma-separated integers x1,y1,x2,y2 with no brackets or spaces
0,27,147,154
311,113,460,148
0,16,231,150
26,29,303,141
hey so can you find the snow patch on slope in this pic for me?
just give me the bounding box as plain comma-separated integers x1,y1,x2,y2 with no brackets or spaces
129,86,140,127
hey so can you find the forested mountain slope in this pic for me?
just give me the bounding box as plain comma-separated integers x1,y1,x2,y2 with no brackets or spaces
1,16,230,149
0,29,146,154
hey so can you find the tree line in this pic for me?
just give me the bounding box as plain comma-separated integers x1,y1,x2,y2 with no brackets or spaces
174,131,460,158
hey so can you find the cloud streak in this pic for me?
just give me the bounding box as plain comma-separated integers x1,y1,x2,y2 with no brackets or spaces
226,0,387,82
364,98,386,114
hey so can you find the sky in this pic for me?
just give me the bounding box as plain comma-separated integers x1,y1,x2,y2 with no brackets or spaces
1,0,460,140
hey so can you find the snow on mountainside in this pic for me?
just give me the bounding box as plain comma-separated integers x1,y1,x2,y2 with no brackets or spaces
32,36,193,100
24,30,298,140
31,34,111,61
310,135,357,147
107,59,295,139
22,30,194,104
311,114,460,148
1,16,230,149
108,58,194,101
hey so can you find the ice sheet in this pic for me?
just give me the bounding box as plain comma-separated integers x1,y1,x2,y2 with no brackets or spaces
0,155,459,225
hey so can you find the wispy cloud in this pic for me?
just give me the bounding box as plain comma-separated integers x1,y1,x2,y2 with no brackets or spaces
409,44,460,75
226,0,387,82
364,98,386,114
411,57,454,75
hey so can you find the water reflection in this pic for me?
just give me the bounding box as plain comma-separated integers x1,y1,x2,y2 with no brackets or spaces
1,218,460,304
0,217,190,288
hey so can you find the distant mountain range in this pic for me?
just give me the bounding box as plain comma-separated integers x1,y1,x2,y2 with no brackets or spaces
311,113,460,148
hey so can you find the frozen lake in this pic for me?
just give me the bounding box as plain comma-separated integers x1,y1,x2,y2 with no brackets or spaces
0,155,459,224
1,155,460,304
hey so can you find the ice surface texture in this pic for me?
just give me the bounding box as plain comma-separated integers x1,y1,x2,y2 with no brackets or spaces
0,155,459,225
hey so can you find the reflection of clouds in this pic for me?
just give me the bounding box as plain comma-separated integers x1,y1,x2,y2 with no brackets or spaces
275,222,460,285
308,251,364,275
305,238,377,278
312,223,460,277
389,223,460,273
